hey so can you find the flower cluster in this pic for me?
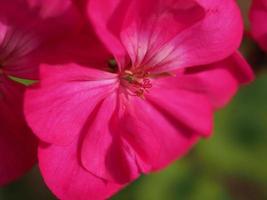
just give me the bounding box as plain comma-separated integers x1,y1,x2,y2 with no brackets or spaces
1,0,261,199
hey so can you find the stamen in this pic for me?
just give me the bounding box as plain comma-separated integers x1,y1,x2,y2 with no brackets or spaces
121,69,153,99
119,67,175,99
143,78,152,88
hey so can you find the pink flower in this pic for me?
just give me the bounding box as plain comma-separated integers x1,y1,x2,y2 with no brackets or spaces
25,0,254,199
0,0,81,185
250,0,267,51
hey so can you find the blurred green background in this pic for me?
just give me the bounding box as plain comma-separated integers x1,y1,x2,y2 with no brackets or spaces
1,0,267,199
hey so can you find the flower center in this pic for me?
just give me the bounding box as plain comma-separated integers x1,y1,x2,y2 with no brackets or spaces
121,69,152,99
107,59,175,99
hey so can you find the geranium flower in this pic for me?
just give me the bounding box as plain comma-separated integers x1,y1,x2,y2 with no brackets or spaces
250,0,267,51
25,0,254,199
0,0,81,186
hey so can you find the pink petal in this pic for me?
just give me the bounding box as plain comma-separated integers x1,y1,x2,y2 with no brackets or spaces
176,52,254,108
0,0,81,30
81,0,130,67
84,0,204,68
147,86,213,137
38,62,118,86
38,139,123,200
35,28,114,72
27,0,76,18
120,0,205,68
0,76,37,186
146,0,244,72
0,24,41,79
250,0,267,51
0,21,8,45
120,97,199,172
86,0,243,71
224,52,255,84
0,0,82,79
24,64,118,145
81,94,139,184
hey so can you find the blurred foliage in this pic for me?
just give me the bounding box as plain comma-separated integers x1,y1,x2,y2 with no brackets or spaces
1,0,267,200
